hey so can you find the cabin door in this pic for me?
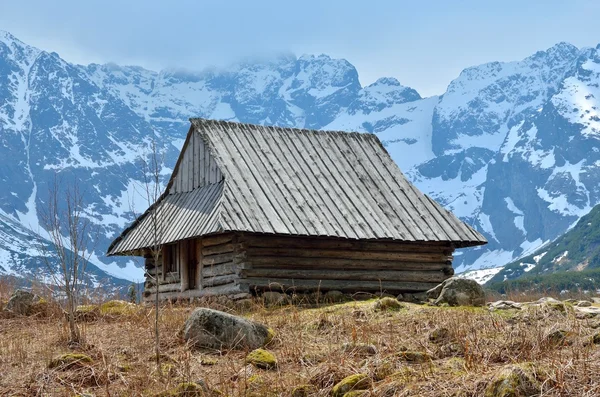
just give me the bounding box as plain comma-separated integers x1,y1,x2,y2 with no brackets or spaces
188,240,197,289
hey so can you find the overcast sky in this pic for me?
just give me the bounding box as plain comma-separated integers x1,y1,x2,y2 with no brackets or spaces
2,0,600,97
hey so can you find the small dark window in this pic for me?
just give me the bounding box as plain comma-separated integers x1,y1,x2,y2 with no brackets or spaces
163,244,178,276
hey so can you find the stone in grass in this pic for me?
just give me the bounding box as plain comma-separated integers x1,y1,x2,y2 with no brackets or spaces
155,381,214,397
397,351,432,363
342,343,378,357
100,300,136,316
245,348,278,370
48,353,93,369
331,374,372,397
183,308,274,351
576,300,592,307
262,291,288,307
324,290,346,303
430,278,486,307
484,363,548,397
428,327,451,343
373,297,404,312
545,329,569,345
5,289,42,315
592,333,600,345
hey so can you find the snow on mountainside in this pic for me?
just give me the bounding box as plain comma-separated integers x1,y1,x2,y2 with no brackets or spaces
2,29,600,287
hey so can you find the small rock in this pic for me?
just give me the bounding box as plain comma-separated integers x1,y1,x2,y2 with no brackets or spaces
183,308,274,351
342,343,378,357
426,283,445,300
155,381,212,397
400,292,428,303
370,359,395,381
488,300,521,311
48,353,93,369
373,297,404,312
545,329,569,345
262,291,288,306
429,327,451,343
484,363,547,397
75,305,100,321
431,278,486,307
331,374,371,397
5,289,42,315
576,300,592,307
563,299,578,304
100,300,136,316
324,290,346,303
592,333,600,345
235,299,254,311
575,306,600,318
352,292,374,301
245,348,277,370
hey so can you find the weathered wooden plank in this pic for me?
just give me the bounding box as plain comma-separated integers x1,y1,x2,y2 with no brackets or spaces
317,132,390,238
243,268,448,283
246,128,317,235
202,242,234,256
202,262,239,278
247,247,452,263
248,256,451,271
203,252,235,266
201,234,233,247
145,282,182,294
242,234,452,253
203,273,238,287
143,282,247,302
196,239,203,290
241,278,439,292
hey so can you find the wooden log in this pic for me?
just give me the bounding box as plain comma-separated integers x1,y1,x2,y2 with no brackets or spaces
145,282,182,294
242,268,448,283
241,278,439,293
180,241,189,292
202,242,234,256
248,256,451,271
203,252,235,266
203,262,240,278
203,274,238,287
143,282,247,303
243,234,452,253
246,247,452,263
163,272,180,284
201,234,233,248
196,239,203,290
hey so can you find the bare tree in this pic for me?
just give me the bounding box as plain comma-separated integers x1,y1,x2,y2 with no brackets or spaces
136,139,166,374
38,175,94,344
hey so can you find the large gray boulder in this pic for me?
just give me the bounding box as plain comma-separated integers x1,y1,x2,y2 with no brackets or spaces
4,289,42,315
428,278,486,307
183,308,274,351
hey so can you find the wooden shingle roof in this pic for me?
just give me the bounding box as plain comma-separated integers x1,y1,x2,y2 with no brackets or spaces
108,119,486,255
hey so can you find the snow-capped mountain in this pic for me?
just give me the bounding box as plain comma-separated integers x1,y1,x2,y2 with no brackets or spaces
1,29,600,286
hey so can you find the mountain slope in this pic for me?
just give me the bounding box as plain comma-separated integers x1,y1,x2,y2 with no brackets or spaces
487,204,600,285
2,30,600,286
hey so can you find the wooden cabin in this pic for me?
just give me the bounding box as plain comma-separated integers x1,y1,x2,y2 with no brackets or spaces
107,119,487,302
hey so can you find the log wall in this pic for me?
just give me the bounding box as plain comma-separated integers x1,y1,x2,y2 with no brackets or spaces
238,233,454,294
142,232,456,302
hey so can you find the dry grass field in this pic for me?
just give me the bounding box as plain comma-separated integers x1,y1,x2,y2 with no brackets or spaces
1,286,600,396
